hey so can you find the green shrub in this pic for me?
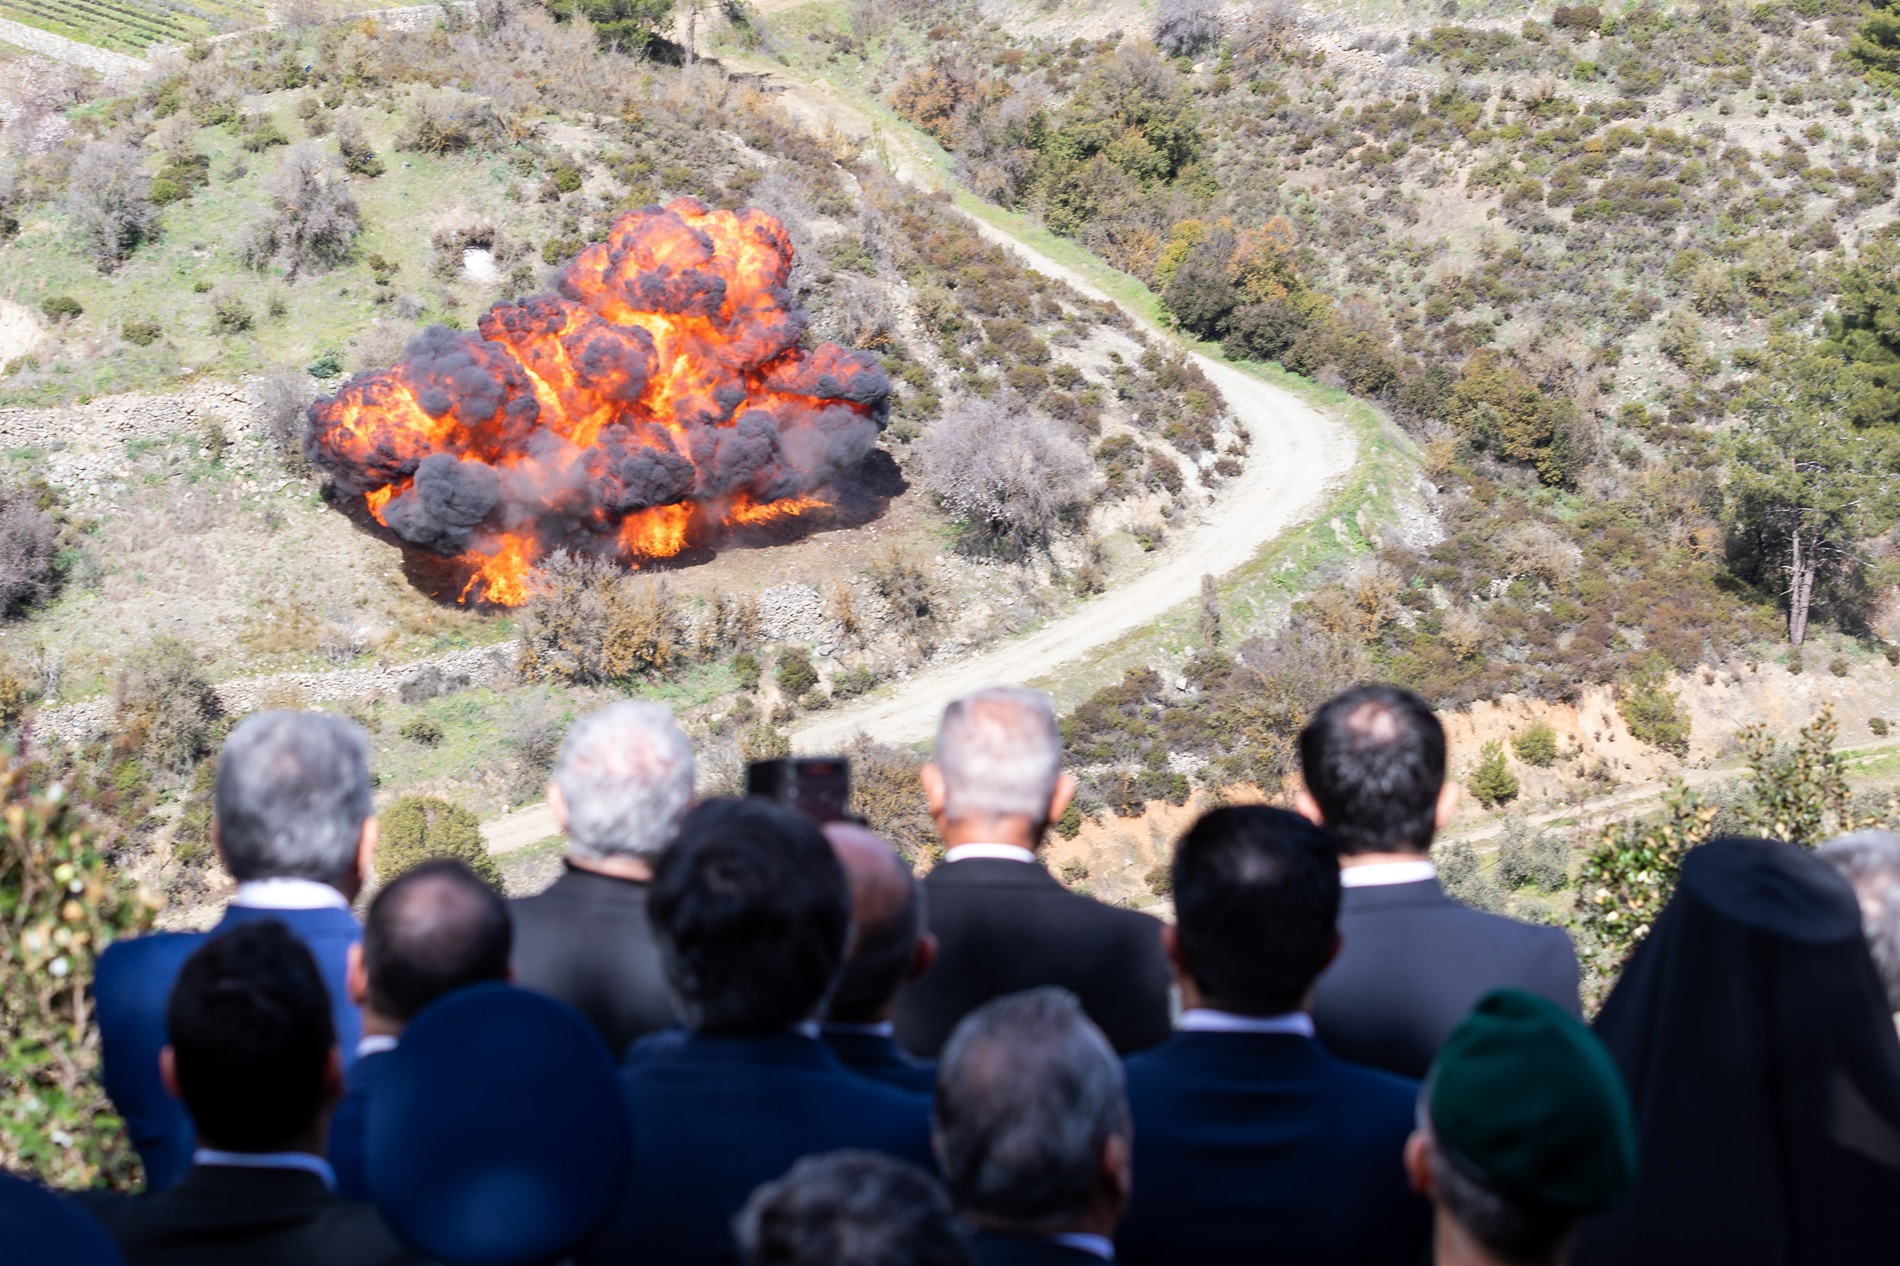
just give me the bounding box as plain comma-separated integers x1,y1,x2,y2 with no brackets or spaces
39,296,82,322
831,665,878,699
239,118,290,152
122,320,162,347
307,352,343,378
1059,856,1088,882
1467,740,1520,808
211,294,254,334
1618,658,1690,756
775,646,819,697
1433,837,1503,911
117,638,221,774
0,759,155,1187
1829,656,1849,678
731,651,761,691
1495,815,1567,890
1873,717,1891,738
550,163,584,194
1054,803,1084,839
1512,720,1560,767
375,796,501,888
1144,863,1173,898
399,715,444,746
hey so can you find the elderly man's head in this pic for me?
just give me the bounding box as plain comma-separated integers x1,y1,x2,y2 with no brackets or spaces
824,823,935,1025
215,711,375,897
922,689,1075,844
550,702,694,870
1819,829,1900,1013
933,988,1131,1237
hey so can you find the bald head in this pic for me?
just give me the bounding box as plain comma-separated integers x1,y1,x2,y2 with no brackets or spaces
1298,685,1446,857
931,688,1064,826
824,823,930,1024
362,860,511,1024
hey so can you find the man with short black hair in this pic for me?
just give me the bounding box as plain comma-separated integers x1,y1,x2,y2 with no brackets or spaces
1406,989,1637,1266
738,1151,970,1266
822,822,937,1093
1298,685,1580,1078
329,858,513,1197
81,921,420,1266
97,711,380,1189
510,701,693,1053
582,798,935,1266
935,989,1131,1265
895,688,1171,1057
1118,805,1430,1266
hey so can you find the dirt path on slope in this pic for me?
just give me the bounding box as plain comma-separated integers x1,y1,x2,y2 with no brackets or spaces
723,59,1360,751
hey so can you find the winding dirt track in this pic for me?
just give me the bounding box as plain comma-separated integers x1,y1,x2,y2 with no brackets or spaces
760,65,1360,752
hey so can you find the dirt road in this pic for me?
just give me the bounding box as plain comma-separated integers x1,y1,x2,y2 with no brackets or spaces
749,63,1360,752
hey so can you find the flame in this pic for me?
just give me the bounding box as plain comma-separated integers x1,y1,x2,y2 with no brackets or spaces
728,494,827,527
619,503,693,559
306,198,891,606
459,534,533,607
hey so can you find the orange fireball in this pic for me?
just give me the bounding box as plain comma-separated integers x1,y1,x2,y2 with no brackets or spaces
306,199,889,605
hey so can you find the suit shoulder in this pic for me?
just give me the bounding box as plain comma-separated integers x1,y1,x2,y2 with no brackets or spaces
317,1200,426,1264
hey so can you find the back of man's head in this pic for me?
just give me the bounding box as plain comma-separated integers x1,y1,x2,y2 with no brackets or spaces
1173,806,1340,1014
215,711,372,886
825,823,925,1024
553,702,694,864
934,988,1129,1233
168,919,335,1151
1819,828,1900,1011
651,797,851,1036
933,688,1062,826
738,1151,969,1266
364,859,512,1024
1299,684,1444,856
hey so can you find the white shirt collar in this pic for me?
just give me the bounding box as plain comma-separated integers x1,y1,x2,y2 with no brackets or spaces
232,878,351,911
945,843,1037,865
193,1149,336,1190
821,1021,895,1038
1339,860,1437,888
1046,1233,1115,1260
356,1035,399,1059
1178,1008,1316,1037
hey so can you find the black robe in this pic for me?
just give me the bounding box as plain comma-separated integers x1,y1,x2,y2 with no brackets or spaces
1577,836,1900,1266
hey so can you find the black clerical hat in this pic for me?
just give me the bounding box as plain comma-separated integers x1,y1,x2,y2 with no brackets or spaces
365,984,631,1266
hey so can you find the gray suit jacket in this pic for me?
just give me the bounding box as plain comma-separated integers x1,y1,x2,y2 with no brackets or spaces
1310,876,1581,1079
509,864,676,1057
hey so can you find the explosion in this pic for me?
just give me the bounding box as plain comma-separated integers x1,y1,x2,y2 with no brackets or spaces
305,198,891,604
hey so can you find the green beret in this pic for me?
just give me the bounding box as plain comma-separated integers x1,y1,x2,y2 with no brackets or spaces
1429,988,1637,1214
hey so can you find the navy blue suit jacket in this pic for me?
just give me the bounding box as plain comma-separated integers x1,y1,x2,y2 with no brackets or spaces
821,1026,937,1095
1312,878,1581,1079
327,1047,394,1199
95,904,363,1191
581,1031,935,1266
1118,1030,1430,1266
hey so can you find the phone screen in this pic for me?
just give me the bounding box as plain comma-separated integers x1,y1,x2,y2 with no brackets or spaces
746,757,851,824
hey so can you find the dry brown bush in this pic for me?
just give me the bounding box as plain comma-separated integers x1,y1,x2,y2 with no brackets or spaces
516,552,686,685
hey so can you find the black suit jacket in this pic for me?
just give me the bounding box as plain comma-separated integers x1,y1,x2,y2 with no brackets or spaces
1311,877,1582,1079
78,1165,421,1266
1118,1030,1429,1266
893,858,1172,1057
821,1025,937,1094
969,1230,1110,1264
509,863,676,1056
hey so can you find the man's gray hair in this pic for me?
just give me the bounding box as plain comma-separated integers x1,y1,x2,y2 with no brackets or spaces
553,702,694,862
215,711,372,886
933,688,1062,823
1819,829,1900,1012
933,987,1128,1228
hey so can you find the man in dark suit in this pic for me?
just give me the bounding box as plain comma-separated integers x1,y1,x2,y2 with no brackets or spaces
1,1168,125,1266
739,1152,970,1266
582,798,937,1266
80,921,422,1266
936,989,1132,1266
329,858,512,1197
1118,806,1431,1266
508,701,691,1054
95,711,378,1190
1298,685,1581,1079
821,822,938,1093
894,688,1171,1057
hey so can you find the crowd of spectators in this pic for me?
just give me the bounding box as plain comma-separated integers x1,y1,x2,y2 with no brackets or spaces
8,682,1900,1266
